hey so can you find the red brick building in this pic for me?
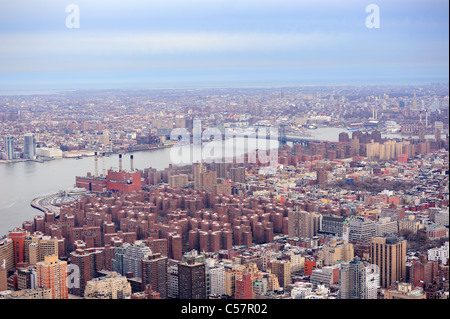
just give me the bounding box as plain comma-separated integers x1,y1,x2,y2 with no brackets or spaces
76,169,141,194
411,259,439,287
106,170,142,193
304,260,317,276
76,154,141,194
8,228,27,267
235,273,254,299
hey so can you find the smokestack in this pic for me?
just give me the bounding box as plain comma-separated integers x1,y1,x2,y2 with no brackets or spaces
102,153,106,176
119,154,122,171
94,152,98,177
130,155,134,171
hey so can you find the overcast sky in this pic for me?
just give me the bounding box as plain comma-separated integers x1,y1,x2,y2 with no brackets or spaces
0,0,448,90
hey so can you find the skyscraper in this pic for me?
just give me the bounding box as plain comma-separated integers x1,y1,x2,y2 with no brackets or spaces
350,136,360,156
435,128,442,143
178,257,206,299
206,261,225,296
0,237,14,273
24,234,58,265
338,132,349,143
0,264,7,292
36,254,68,299
169,233,182,261
270,259,291,288
230,167,246,183
69,248,103,297
316,167,328,186
371,129,382,143
288,209,320,239
9,228,27,267
365,265,380,299
167,263,179,299
339,257,366,299
370,235,407,288
215,162,227,179
141,252,168,299
193,162,205,190
4,135,14,160
112,241,151,278
431,97,440,113
23,133,36,159
200,170,217,191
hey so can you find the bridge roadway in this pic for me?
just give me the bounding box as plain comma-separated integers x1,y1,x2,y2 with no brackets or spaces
281,135,321,144
159,132,326,146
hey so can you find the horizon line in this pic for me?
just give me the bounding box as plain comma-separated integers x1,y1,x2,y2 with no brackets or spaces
1,80,449,96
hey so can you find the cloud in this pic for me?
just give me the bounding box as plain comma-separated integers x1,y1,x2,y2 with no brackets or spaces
0,31,339,55
0,0,447,88
0,31,345,72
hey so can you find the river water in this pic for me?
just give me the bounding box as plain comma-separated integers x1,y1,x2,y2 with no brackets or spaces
0,127,445,236
0,136,279,236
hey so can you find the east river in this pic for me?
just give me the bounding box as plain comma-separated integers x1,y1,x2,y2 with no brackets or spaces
0,127,445,236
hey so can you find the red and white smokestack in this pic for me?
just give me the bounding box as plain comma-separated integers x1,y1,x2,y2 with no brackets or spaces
119,153,122,171
94,152,98,177
130,155,134,171
102,153,106,176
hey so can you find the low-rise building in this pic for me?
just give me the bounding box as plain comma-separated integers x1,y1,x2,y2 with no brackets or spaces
384,282,426,299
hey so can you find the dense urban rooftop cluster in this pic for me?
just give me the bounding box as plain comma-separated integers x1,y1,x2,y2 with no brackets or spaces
1,84,448,161
0,84,448,300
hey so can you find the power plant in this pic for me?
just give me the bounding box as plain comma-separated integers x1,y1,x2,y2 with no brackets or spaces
75,154,141,193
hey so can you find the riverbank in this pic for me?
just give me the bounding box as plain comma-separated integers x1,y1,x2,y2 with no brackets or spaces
0,144,174,165
0,159,28,164
30,193,61,217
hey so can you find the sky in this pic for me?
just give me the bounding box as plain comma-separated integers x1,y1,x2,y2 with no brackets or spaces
0,0,448,90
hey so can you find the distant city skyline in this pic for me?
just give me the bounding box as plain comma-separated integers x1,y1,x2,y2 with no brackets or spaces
0,0,448,90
